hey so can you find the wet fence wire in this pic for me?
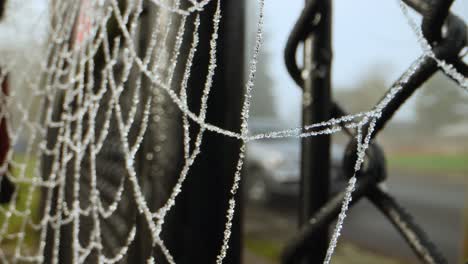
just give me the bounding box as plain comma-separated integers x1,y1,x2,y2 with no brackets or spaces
281,0,467,263
0,0,465,263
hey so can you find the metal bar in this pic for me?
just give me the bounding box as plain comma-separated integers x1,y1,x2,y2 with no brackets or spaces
299,0,332,262
421,0,454,43
368,186,448,264
366,12,466,140
284,142,386,263
0,0,5,19
283,173,375,264
174,0,245,263
283,0,352,138
282,0,465,263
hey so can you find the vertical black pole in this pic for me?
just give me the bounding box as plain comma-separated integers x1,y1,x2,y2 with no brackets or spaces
299,0,332,263
171,0,245,263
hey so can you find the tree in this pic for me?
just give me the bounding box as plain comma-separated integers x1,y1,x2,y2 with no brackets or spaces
249,30,277,118
415,72,467,132
335,65,389,114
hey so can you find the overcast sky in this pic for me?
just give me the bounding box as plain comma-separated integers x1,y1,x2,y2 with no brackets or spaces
0,0,466,125
0,0,47,52
256,0,468,124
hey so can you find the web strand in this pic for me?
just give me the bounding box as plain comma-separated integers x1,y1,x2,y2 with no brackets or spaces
0,0,464,263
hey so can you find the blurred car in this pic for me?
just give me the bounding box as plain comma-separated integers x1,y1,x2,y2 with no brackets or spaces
245,119,345,203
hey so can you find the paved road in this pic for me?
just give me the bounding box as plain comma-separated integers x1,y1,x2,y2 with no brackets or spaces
342,174,466,263
244,173,467,263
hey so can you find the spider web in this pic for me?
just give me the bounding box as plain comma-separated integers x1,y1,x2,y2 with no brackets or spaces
0,0,465,263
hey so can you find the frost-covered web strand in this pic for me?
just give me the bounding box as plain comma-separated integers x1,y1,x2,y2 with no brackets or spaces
323,56,426,263
154,0,221,239
179,15,200,160
3,0,463,263
216,0,264,263
398,0,468,90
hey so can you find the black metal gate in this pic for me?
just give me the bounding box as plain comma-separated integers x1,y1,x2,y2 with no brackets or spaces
281,0,466,263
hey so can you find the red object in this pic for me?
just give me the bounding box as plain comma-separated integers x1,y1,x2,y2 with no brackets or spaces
74,0,92,46
0,72,14,204
0,73,9,169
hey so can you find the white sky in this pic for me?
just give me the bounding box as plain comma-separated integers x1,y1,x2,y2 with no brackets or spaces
0,0,48,52
0,0,466,125
257,0,468,125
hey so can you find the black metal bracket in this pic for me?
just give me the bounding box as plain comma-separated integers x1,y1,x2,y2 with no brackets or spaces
282,0,467,263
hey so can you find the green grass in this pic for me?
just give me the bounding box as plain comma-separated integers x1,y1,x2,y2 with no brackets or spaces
245,238,282,262
0,155,41,256
244,238,405,264
387,153,468,174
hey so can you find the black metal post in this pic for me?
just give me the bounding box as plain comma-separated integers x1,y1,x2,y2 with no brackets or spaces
170,1,245,263
299,0,332,263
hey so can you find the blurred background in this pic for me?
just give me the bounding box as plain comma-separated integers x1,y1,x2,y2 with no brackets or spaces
243,1,468,263
0,0,466,263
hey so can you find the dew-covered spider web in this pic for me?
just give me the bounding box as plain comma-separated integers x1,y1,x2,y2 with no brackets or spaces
0,0,466,263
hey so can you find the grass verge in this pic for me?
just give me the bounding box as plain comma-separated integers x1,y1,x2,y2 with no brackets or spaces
244,238,406,264
387,153,468,175
0,155,41,257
